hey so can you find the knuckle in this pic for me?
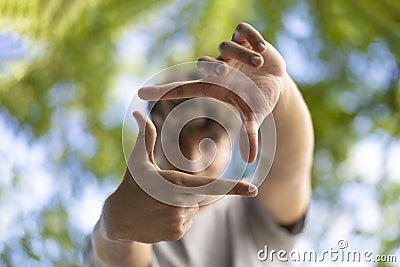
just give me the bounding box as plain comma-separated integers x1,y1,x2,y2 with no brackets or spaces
236,185,241,195
197,56,208,62
169,225,185,241
171,217,184,228
169,231,184,241
278,58,287,74
218,40,230,52
236,22,248,32
167,206,185,217
170,213,185,226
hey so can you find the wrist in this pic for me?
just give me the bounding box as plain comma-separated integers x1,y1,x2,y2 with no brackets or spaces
92,220,150,267
272,72,307,127
268,72,314,172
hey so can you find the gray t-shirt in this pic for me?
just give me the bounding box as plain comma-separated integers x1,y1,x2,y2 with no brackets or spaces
151,196,305,267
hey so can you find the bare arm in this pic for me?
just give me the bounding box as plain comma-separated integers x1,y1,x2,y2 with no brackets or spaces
257,74,313,225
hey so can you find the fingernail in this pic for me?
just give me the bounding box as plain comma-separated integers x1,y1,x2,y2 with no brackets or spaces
258,42,266,51
248,184,257,194
138,87,158,100
251,55,261,66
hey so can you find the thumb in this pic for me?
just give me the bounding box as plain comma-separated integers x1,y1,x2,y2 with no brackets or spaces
239,120,259,163
132,111,157,165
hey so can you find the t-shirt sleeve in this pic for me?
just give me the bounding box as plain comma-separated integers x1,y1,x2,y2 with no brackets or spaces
242,197,306,253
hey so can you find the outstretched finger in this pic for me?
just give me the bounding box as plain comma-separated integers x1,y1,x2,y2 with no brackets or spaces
159,170,258,196
138,81,186,100
232,22,266,53
218,40,264,68
186,178,258,196
131,111,157,165
138,81,230,103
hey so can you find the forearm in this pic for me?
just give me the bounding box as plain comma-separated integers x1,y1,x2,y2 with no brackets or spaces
89,220,152,267
257,73,313,224
270,73,314,175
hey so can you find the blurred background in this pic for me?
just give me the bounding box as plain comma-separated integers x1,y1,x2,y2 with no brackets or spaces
0,0,399,266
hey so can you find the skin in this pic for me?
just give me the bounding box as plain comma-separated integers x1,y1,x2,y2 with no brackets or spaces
89,22,314,267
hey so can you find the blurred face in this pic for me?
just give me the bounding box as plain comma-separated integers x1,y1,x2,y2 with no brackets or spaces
155,125,232,177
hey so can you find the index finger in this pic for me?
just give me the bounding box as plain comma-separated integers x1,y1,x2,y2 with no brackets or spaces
138,81,230,102
185,179,258,197
159,170,258,196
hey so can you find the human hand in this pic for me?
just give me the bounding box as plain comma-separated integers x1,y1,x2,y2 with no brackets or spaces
138,22,287,163
100,111,257,243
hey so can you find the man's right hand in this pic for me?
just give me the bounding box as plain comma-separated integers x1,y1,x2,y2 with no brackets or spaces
99,111,258,243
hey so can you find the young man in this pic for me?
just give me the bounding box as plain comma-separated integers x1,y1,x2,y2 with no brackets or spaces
86,22,314,266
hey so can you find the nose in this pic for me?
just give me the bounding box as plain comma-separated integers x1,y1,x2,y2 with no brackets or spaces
181,150,204,175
